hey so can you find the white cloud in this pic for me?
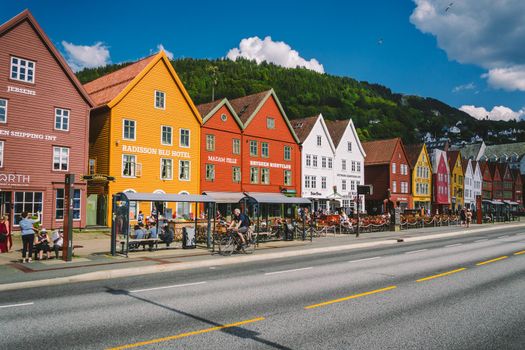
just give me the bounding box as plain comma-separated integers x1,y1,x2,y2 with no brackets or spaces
452,82,476,93
410,0,525,91
459,105,525,121
62,41,110,72
157,44,174,60
226,36,324,73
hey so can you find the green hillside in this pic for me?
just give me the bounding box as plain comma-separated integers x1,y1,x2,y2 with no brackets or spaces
77,58,525,144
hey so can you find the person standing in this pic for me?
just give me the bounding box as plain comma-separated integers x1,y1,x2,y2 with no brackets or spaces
19,211,39,263
0,216,11,253
466,209,472,228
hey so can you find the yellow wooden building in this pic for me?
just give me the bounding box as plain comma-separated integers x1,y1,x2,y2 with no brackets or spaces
406,144,432,212
84,51,202,225
448,151,464,211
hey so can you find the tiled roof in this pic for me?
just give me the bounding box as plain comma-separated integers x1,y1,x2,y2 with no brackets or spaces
404,144,424,168
325,119,350,148
291,115,319,143
229,90,271,124
362,138,400,165
196,100,223,119
484,142,525,158
84,54,157,106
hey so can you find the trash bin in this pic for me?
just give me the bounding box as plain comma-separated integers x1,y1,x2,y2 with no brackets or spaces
182,227,196,249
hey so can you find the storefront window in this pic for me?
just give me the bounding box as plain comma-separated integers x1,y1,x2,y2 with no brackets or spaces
13,191,43,225
55,188,81,220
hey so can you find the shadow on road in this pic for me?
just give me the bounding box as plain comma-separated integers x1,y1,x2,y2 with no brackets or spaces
105,287,292,349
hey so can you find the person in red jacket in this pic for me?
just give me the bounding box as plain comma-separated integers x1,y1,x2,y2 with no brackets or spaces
0,215,11,253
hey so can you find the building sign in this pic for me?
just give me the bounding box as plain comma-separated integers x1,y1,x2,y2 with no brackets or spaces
7,85,36,96
0,173,30,186
250,160,291,169
121,145,190,158
0,129,57,141
336,173,361,179
207,155,238,164
310,191,322,196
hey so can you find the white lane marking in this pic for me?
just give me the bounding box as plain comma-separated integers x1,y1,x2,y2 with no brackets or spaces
474,239,488,243
405,249,428,255
0,302,34,309
264,267,313,276
349,256,382,263
445,243,462,248
498,235,509,239
129,281,207,293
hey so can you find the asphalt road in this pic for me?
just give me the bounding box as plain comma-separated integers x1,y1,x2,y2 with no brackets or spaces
1,226,524,349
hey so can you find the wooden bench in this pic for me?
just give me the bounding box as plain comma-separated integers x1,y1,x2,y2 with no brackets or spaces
119,238,161,253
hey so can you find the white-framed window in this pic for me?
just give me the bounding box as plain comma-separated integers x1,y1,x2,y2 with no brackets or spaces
161,126,172,145
53,146,69,171
321,157,327,168
342,179,347,191
311,176,317,189
180,129,190,148
55,188,81,220
160,158,173,180
306,154,312,167
261,168,270,184
0,141,4,167
351,161,356,172
392,181,397,193
304,175,311,189
54,108,70,131
179,160,190,180
261,142,269,158
342,159,347,171
206,134,215,151
347,141,352,152
267,117,275,129
321,176,327,189
155,90,165,109
284,146,292,161
351,181,356,191
233,166,241,183
205,163,215,181
284,170,292,186
13,191,43,225
11,56,35,83
357,161,361,172
0,99,7,123
312,155,318,167
88,158,96,175
233,139,241,154
392,163,396,174
250,140,258,156
250,167,259,184
328,157,333,169
317,135,322,146
123,119,136,140
122,154,137,177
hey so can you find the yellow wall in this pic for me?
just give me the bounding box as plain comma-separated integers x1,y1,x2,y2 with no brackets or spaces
412,145,432,206
450,157,464,208
107,58,201,221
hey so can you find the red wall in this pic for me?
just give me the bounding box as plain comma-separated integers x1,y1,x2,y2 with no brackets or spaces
433,154,449,205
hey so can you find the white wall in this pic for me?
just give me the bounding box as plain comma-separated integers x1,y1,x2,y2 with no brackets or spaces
463,160,475,206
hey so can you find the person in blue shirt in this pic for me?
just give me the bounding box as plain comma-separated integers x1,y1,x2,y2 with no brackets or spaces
148,224,158,239
134,224,146,239
19,211,39,263
228,208,251,249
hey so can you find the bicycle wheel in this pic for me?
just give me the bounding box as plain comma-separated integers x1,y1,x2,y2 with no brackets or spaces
244,231,258,254
218,235,235,256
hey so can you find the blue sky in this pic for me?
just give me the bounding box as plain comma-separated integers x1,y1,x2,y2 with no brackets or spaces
2,0,524,121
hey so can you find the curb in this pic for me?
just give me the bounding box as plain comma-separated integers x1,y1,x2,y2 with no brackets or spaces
0,223,523,292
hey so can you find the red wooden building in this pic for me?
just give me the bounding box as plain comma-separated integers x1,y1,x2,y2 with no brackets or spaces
488,163,503,201
363,138,412,213
498,163,513,203
480,161,493,200
0,10,93,230
511,169,522,207
431,150,450,214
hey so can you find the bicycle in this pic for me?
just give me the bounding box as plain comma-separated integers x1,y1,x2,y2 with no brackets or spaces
218,226,257,255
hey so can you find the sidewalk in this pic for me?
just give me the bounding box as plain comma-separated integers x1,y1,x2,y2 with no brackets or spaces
0,222,523,290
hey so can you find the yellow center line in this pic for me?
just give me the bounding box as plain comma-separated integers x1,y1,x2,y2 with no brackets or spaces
304,286,397,310
514,250,525,256
106,317,265,350
476,256,508,266
416,268,467,282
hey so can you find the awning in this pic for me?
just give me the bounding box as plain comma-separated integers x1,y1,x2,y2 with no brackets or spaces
121,192,215,203
202,191,246,204
244,192,311,205
503,200,519,205
492,200,504,205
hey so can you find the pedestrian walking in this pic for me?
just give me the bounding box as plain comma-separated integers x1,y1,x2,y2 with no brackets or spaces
460,208,466,226
19,211,39,263
0,215,11,253
466,209,472,228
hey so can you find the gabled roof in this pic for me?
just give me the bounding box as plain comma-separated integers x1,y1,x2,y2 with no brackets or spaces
451,142,484,160
196,98,243,129
511,169,522,182
484,142,525,159
0,9,93,107
229,89,300,144
497,163,511,180
292,115,319,143
404,144,424,168
84,51,202,124
362,138,401,166
488,162,500,179
461,158,470,176
447,150,461,170
325,119,350,148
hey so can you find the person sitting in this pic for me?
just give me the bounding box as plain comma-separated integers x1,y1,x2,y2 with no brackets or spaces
148,224,158,239
160,223,174,247
51,229,64,259
134,224,147,239
35,228,51,260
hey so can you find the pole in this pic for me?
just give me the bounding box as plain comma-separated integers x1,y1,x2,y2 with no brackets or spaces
62,174,74,261
355,195,360,238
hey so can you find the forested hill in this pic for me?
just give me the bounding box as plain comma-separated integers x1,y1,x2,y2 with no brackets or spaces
77,58,525,144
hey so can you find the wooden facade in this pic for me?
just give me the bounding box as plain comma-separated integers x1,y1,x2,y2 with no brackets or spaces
448,151,464,210
0,10,93,230
406,144,432,211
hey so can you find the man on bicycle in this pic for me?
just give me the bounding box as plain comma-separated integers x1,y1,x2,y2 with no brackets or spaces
228,208,250,248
